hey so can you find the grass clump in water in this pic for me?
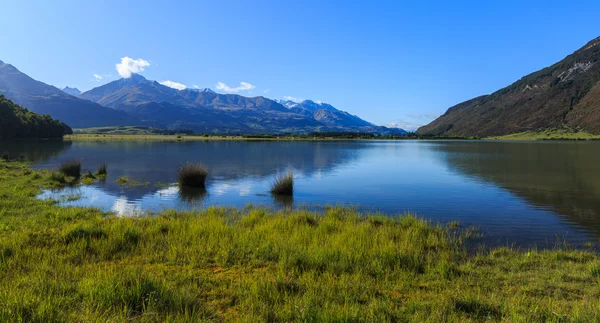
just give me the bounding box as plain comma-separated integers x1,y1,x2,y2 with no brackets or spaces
271,171,294,196
59,160,81,178
95,163,107,177
178,163,208,188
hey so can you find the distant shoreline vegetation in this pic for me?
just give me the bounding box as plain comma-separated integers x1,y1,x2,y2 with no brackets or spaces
67,126,477,141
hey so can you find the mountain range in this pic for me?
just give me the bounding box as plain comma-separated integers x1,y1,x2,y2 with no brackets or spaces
417,36,600,137
0,61,404,135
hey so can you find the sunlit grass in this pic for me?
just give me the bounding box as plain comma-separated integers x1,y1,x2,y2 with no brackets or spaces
1,160,600,321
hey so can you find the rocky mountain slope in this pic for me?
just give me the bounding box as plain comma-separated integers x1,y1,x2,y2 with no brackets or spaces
417,36,600,137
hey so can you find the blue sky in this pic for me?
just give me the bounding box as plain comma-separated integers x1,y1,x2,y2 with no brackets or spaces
1,0,599,129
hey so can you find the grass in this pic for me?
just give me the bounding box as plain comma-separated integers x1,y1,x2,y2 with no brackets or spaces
1,160,600,321
59,159,81,177
486,128,600,140
178,163,208,188
116,176,150,187
270,172,294,196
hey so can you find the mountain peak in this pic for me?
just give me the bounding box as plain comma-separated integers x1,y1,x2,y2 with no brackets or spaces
124,73,147,83
189,87,215,93
61,86,81,96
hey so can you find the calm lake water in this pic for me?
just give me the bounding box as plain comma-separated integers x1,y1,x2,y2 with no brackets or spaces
3,139,600,247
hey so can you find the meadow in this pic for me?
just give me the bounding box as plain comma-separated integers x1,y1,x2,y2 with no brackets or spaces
1,159,600,322
485,128,600,140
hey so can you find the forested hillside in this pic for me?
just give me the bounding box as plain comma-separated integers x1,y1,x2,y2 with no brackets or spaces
0,95,72,139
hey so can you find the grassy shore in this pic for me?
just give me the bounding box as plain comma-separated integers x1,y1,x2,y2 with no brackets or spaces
1,160,600,321
486,128,600,140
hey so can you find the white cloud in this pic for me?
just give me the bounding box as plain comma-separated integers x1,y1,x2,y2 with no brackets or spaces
283,96,301,103
116,57,150,78
193,84,200,89
92,73,111,82
263,89,271,94
216,81,256,93
159,80,186,90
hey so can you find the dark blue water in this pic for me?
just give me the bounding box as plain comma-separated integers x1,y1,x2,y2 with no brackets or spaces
3,139,600,247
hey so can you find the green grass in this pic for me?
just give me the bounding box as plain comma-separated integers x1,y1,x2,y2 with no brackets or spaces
486,128,600,140
116,176,150,187
1,160,600,321
178,163,208,188
270,172,294,196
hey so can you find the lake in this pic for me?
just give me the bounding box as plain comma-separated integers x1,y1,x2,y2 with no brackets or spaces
3,139,600,248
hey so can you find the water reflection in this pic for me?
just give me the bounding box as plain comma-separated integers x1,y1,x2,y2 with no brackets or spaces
272,195,294,209
5,139,600,246
0,140,71,162
430,141,600,237
20,140,364,199
179,187,208,205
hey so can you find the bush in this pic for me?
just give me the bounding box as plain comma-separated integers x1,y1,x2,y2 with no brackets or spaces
178,163,208,188
271,172,293,196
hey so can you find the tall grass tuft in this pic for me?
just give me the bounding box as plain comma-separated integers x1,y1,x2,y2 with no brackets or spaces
59,160,81,178
178,163,208,188
270,171,293,196
96,163,107,176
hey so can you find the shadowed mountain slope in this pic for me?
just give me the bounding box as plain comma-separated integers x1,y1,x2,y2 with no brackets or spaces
417,36,600,137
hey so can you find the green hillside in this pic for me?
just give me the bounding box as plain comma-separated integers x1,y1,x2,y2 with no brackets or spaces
0,95,72,139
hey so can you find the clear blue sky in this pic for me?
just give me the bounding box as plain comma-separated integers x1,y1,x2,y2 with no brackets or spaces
1,0,599,129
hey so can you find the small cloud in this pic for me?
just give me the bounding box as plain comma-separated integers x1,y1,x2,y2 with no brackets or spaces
159,80,186,90
91,73,112,82
116,56,150,78
283,96,301,103
263,89,271,94
216,81,255,93
193,84,200,89
314,100,323,104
